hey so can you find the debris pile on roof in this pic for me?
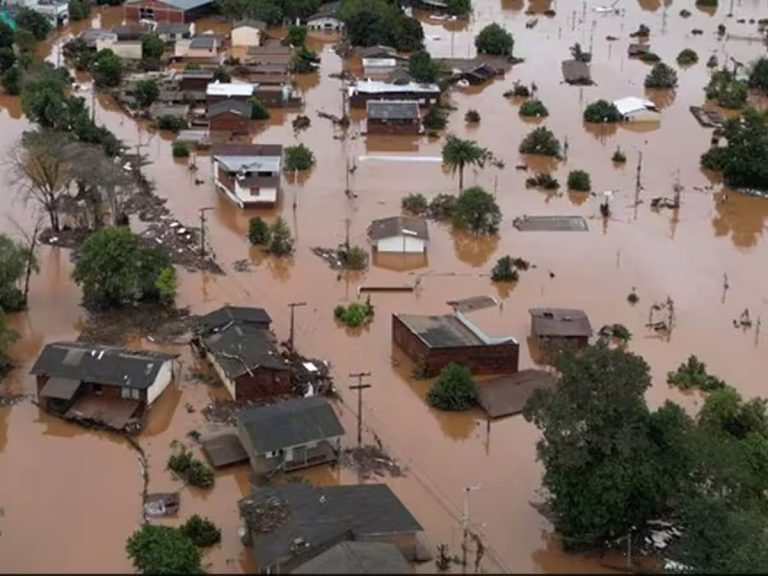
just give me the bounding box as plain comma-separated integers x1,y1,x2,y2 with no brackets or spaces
340,445,403,479
239,495,291,533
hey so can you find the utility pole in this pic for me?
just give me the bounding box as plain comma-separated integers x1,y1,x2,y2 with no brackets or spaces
349,372,372,448
461,484,481,567
198,206,214,259
287,302,306,353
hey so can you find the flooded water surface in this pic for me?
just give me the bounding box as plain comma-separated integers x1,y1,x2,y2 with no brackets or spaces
2,0,768,572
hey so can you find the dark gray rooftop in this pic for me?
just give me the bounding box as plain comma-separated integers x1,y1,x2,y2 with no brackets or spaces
239,483,422,569
189,35,218,50
292,541,412,574
561,59,592,84
359,45,397,58
197,305,272,333
512,215,589,232
202,323,288,379
208,99,251,118
395,313,483,348
30,342,177,389
368,216,428,241
529,308,593,338
155,22,193,34
476,369,557,418
308,0,341,20
367,100,420,120
238,396,344,454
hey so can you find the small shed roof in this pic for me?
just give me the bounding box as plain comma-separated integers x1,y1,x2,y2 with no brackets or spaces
293,541,413,574
206,82,255,97
30,342,177,389
529,308,593,338
628,43,650,55
237,396,344,454
476,370,557,418
561,59,592,84
613,96,660,116
198,305,272,333
234,19,267,31
369,216,428,241
201,433,249,467
367,100,420,120
208,99,251,118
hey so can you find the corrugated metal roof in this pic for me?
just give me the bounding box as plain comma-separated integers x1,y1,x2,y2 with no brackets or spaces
197,306,272,332
206,82,254,97
366,100,420,120
395,313,483,348
208,99,251,118
237,396,344,453
613,96,660,116
368,216,428,240
529,308,593,337
202,323,288,379
350,79,440,95
293,542,413,574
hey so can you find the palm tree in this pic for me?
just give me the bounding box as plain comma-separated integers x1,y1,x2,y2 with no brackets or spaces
442,136,491,192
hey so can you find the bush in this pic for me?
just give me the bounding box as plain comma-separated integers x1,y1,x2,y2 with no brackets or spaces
69,0,91,20
172,142,190,158
335,300,374,327
639,51,661,64
249,97,269,120
292,47,319,73
0,46,15,73
267,217,293,256
248,217,271,245
141,34,164,60
749,57,768,91
667,355,725,391
491,256,519,282
452,186,501,234
677,49,699,66
212,66,230,83
168,448,215,488
180,515,221,548
680,8,691,17
465,109,480,123
429,194,456,220
409,50,442,83
283,144,315,173
525,173,559,189
284,25,307,47
644,62,678,89
507,83,530,97
423,107,447,130
91,49,122,87
696,0,717,6
706,68,748,108
598,323,632,344
126,525,202,575
519,99,548,118
340,0,425,52
16,7,52,41
475,23,514,56
155,266,177,308
427,363,478,411
612,148,627,163
340,245,367,270
156,114,189,132
627,289,639,304
584,100,621,123
1,66,21,96
519,126,561,157
567,170,591,191
135,78,160,108
402,193,428,215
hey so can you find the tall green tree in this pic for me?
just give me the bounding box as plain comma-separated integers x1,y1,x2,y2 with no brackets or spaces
141,34,165,60
134,78,160,108
126,524,203,575
701,108,768,189
474,23,513,56
409,50,441,83
0,309,19,374
72,228,171,308
15,8,52,41
442,136,491,191
749,57,768,91
0,234,26,312
339,0,424,51
452,186,501,234
91,49,123,87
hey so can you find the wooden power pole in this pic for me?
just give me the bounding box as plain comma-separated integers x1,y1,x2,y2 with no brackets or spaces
287,302,306,353
198,206,214,259
349,372,371,448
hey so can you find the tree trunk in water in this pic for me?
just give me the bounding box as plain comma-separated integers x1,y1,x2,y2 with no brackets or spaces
47,206,60,233
459,164,464,192
22,227,39,306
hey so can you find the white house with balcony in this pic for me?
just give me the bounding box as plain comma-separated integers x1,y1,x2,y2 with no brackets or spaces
211,144,283,208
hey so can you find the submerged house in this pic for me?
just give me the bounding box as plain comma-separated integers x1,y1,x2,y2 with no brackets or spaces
561,59,592,85
359,45,402,76
211,144,283,208
236,396,344,474
613,96,661,122
206,81,255,105
392,310,519,376
529,307,593,352
31,342,177,430
196,305,292,400
366,100,421,135
368,216,429,253
238,483,423,573
306,1,343,32
348,80,441,108
293,542,412,574
208,99,251,134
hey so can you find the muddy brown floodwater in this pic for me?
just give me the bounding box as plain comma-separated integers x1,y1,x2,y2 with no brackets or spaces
2,1,768,573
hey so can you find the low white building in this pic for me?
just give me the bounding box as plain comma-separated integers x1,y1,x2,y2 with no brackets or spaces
613,97,661,122
211,144,283,208
231,19,266,47
206,81,256,101
368,216,429,253
307,1,343,31
96,36,143,60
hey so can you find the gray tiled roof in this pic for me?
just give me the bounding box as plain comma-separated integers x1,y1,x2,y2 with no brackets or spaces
529,308,593,337
237,396,344,453
202,323,288,379
366,100,420,120
208,99,252,118
127,0,213,11
30,342,177,389
293,541,412,574
239,483,422,569
197,306,272,333
368,216,428,240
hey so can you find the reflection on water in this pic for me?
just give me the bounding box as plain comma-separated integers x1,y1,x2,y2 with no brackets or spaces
372,251,430,271
452,229,500,267
711,189,768,248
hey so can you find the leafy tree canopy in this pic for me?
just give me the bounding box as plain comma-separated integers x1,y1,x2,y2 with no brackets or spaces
126,524,203,575
452,186,501,234
474,23,513,56
339,0,424,51
427,362,478,410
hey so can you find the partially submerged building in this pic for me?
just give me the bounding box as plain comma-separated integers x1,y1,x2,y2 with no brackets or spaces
211,144,283,208
236,396,344,474
174,34,222,60
359,45,402,76
368,216,429,253
206,81,255,105
31,342,178,430
208,99,252,134
613,96,661,122
628,43,650,57
529,308,592,352
232,19,267,47
561,59,592,85
246,42,293,67
392,311,519,376
238,483,423,573
348,80,441,108
196,305,292,400
155,21,194,41
124,0,215,23
293,541,412,574
366,100,422,135
476,369,557,419
306,1,343,32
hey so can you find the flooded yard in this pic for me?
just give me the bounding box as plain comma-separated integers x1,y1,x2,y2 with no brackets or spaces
1,0,768,572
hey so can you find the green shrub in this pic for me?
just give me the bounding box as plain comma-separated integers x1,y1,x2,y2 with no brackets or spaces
465,109,480,123
340,245,367,270
612,148,627,163
335,300,374,327
645,62,678,89
402,193,428,215
491,256,519,282
525,173,559,189
677,49,699,66
427,363,478,411
567,170,591,191
1,66,21,95
168,448,214,488
519,126,561,157
584,100,621,123
519,99,549,118
705,69,748,109
423,106,448,130
334,305,346,319
172,142,190,158
248,217,271,245
180,515,221,548
680,8,691,17
639,51,661,64
249,97,269,120
156,114,188,132
283,144,315,173
474,23,514,56
267,217,293,256
428,194,456,220
667,355,725,391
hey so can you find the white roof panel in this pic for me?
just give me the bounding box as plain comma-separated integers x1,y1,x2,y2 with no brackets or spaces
206,82,255,97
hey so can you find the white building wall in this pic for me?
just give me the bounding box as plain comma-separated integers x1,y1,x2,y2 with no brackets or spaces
146,359,174,405
375,236,426,253
232,27,262,47
307,16,343,31
206,350,237,399
624,109,661,122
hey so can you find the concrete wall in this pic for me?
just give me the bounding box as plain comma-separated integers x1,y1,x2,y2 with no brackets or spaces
375,236,426,253
146,359,173,405
206,349,237,399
